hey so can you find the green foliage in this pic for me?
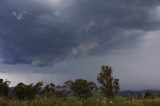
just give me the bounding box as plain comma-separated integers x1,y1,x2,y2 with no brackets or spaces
1,97,160,106
72,79,97,99
113,79,120,96
0,79,10,97
72,79,88,96
64,80,73,89
97,65,120,100
0,64,160,106
88,82,97,91
13,82,43,100
144,92,154,99
41,83,55,98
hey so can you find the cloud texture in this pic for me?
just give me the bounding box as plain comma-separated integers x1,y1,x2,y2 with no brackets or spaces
0,0,160,67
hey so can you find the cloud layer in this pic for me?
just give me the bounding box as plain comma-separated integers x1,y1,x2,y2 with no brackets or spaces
0,0,160,66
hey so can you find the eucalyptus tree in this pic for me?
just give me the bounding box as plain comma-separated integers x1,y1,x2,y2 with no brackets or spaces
97,65,120,101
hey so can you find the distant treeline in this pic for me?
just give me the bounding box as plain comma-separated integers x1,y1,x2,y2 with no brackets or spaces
0,65,119,101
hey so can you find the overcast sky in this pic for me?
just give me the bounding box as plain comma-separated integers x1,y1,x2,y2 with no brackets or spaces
1,0,160,90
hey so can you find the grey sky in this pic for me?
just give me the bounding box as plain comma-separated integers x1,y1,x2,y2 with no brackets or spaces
0,0,160,90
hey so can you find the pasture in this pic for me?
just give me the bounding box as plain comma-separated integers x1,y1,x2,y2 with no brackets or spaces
1,96,160,106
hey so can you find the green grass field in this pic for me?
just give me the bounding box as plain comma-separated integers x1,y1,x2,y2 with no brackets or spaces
1,97,160,106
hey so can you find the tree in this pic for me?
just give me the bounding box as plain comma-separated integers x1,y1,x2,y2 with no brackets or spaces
42,83,55,98
0,79,10,97
64,80,73,96
97,65,120,101
72,79,96,99
72,79,88,97
13,82,43,100
144,92,153,99
64,80,73,90
13,82,27,100
88,82,97,91
113,79,120,96
32,82,43,98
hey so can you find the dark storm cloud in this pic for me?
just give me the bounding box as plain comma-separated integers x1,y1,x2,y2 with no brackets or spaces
0,0,160,66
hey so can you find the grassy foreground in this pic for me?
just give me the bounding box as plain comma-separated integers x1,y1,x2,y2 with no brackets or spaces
1,97,160,106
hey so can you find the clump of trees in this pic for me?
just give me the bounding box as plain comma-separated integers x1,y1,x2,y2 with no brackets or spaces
13,82,43,100
71,79,97,99
0,65,120,102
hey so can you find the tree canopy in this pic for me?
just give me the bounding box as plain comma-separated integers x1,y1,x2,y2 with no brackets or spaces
97,65,119,101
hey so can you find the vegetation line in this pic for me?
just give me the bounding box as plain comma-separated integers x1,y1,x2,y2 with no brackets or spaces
0,65,159,106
